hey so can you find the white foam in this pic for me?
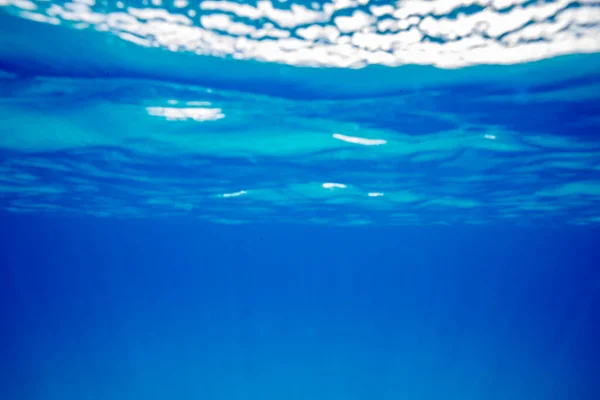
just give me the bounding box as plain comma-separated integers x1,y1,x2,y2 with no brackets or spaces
2,0,599,68
334,10,373,33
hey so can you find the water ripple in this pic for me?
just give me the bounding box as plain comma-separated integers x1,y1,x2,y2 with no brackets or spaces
0,73,598,224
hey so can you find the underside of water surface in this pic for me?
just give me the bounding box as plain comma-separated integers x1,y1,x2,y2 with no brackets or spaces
0,1,599,225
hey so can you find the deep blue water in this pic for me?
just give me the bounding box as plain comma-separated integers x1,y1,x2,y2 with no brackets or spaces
1,1,600,399
2,219,600,399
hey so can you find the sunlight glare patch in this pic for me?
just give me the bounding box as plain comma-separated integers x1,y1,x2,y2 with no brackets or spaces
146,106,224,121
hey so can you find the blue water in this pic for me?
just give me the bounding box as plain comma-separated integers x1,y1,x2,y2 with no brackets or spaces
1,1,600,399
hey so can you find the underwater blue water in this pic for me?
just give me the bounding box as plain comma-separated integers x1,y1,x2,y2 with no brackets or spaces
1,1,600,399
2,219,600,399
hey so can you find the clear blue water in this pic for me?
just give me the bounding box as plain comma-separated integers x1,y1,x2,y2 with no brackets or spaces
1,1,599,399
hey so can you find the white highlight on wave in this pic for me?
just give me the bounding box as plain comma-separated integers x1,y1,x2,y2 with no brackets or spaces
1,0,599,68
222,190,247,198
323,182,347,189
146,106,224,121
333,133,387,146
